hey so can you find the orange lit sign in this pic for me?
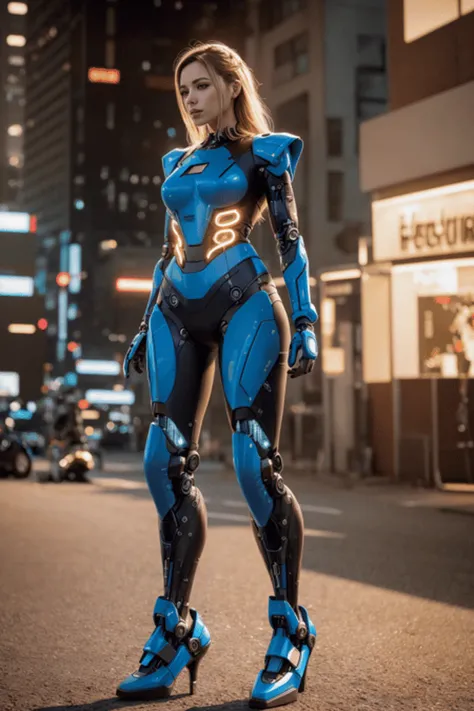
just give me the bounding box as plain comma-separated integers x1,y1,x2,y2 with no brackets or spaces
116,278,152,292
171,220,184,267
88,67,120,84
207,209,241,260
78,399,89,410
29,215,37,233
37,318,48,330
67,341,79,352
56,272,71,288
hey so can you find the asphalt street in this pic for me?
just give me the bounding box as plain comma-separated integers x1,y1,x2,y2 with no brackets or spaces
1,453,473,711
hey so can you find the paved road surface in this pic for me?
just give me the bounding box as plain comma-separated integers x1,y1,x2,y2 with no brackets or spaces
1,454,473,711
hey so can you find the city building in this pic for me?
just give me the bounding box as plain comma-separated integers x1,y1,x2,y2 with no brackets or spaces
23,0,246,385
245,0,386,461
246,0,387,275
0,0,28,208
360,1,474,487
0,209,47,402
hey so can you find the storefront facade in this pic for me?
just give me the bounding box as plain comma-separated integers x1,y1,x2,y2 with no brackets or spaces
358,0,474,487
360,71,474,487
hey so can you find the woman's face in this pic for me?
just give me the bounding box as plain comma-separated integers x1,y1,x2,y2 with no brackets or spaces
179,60,233,129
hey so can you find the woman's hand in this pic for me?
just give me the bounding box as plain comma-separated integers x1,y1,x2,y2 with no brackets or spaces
287,323,318,379
123,323,148,377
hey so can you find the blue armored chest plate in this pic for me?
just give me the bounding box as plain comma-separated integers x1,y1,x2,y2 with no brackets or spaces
161,146,248,247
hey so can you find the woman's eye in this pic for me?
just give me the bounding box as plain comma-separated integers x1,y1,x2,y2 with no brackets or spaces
198,84,209,90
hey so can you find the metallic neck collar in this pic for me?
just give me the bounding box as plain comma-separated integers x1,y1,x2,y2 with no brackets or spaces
204,126,239,148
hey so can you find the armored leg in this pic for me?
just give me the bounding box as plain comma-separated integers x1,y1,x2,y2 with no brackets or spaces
232,419,316,708
220,289,316,708
117,306,215,700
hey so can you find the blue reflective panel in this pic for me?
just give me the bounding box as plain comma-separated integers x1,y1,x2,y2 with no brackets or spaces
68,303,78,320
69,243,82,293
64,372,78,387
0,275,34,297
85,389,135,405
0,211,30,233
11,409,33,421
76,359,120,375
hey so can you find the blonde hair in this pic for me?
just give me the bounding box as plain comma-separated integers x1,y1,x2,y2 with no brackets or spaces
174,41,273,145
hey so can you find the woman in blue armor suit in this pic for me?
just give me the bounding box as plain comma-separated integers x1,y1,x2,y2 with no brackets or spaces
118,42,318,708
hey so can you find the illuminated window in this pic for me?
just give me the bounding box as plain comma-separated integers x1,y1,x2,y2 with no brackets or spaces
106,7,116,35
8,56,25,66
105,39,115,68
152,175,161,185
141,176,149,185
49,27,58,39
100,166,109,180
118,193,129,211
8,2,28,15
403,0,459,43
120,168,129,181
7,35,26,47
7,124,23,137
106,102,115,129
153,119,162,129
130,174,139,184
142,60,151,71
9,155,21,167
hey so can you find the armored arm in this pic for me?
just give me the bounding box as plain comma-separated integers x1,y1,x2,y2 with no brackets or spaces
253,133,318,377
123,214,175,378
141,213,174,328
254,133,317,328
124,147,186,377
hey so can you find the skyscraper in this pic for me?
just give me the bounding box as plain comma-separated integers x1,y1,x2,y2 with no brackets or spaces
0,0,28,208
23,0,246,375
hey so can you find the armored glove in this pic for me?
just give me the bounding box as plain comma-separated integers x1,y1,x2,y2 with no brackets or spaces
288,319,318,379
123,322,148,378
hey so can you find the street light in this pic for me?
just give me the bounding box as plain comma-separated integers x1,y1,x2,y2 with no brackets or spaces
56,272,71,288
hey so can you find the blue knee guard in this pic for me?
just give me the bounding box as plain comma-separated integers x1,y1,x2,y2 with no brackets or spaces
117,596,211,700
144,421,177,518
249,597,316,708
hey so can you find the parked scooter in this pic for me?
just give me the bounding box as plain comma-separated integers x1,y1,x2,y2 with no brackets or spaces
38,442,94,483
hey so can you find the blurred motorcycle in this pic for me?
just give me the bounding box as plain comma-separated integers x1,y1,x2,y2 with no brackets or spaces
0,423,32,479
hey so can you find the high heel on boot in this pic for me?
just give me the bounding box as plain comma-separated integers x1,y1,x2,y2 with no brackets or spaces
187,646,209,696
249,597,316,709
116,596,211,701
